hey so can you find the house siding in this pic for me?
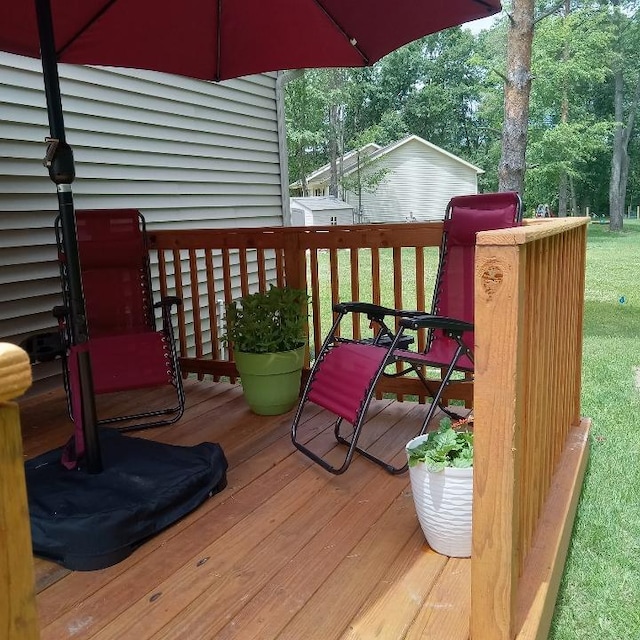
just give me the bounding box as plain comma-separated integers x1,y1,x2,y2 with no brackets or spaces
0,52,285,388
345,138,478,223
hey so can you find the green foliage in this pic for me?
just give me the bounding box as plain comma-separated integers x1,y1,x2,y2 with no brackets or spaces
525,5,618,211
224,286,308,354
285,70,333,189
407,417,473,472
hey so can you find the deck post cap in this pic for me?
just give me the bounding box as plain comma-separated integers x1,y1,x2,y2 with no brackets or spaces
0,343,32,402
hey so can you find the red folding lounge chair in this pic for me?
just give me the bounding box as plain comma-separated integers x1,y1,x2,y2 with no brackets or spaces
291,192,522,475
54,209,185,465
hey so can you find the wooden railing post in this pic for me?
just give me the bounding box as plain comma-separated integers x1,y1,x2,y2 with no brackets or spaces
0,343,39,640
470,219,590,640
471,242,525,640
282,229,307,292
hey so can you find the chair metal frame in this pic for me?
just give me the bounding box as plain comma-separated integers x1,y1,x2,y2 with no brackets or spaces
291,192,522,475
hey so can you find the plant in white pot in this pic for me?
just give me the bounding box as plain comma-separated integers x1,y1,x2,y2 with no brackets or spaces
406,415,474,557
224,285,308,416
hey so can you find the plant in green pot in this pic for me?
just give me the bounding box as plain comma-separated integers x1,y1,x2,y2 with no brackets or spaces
224,285,308,416
406,415,474,557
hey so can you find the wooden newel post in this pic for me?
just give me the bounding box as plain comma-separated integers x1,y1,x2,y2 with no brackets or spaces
0,343,39,639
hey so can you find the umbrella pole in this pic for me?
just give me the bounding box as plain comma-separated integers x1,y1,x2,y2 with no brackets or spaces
35,0,102,473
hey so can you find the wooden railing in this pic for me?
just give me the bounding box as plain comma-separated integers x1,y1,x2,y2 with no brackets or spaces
148,221,473,404
2,219,590,640
150,218,590,639
471,218,591,640
0,343,39,640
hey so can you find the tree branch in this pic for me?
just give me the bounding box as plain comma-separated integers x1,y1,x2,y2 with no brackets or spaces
534,0,564,25
622,71,640,147
491,68,508,83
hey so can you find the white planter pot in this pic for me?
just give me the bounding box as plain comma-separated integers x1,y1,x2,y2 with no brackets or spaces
406,434,473,558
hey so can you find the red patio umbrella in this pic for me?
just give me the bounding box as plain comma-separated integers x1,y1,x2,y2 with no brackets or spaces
1,0,501,471
5,1,500,81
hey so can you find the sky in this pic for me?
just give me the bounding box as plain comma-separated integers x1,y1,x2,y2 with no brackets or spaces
463,13,501,35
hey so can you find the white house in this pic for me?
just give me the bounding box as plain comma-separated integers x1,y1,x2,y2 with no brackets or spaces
0,52,290,390
291,135,483,223
290,196,354,226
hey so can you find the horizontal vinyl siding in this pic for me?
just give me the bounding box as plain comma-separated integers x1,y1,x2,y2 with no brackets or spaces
0,52,285,388
345,139,478,223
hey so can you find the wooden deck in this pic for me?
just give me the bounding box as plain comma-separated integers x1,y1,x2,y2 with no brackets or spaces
20,380,471,640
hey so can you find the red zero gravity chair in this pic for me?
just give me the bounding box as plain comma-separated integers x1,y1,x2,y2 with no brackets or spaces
291,192,523,475
55,209,185,466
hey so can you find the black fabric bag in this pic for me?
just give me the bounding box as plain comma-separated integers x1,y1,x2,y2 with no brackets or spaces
26,429,228,570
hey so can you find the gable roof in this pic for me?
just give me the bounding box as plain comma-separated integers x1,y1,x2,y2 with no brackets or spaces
290,135,483,188
290,196,354,212
289,142,382,189
356,135,484,176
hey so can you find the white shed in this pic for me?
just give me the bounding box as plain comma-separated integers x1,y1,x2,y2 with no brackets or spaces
290,197,354,226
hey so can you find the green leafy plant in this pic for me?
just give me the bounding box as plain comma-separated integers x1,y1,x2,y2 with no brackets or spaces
224,285,308,354
407,417,473,472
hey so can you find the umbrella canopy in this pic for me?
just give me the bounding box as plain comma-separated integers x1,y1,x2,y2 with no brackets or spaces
1,0,501,471
2,0,500,81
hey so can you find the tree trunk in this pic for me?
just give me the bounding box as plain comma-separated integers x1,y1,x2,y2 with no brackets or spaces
498,0,535,194
558,172,568,217
608,0,640,232
557,0,571,217
609,67,626,231
328,103,339,197
327,70,344,198
296,147,309,196
570,175,578,216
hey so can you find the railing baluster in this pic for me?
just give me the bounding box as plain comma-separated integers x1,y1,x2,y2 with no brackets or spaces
173,248,187,362
276,249,285,287
221,248,237,383
205,249,220,379
350,248,360,341
371,247,381,306
310,249,322,358
329,248,339,338
189,249,203,380
239,247,249,297
257,248,266,292
157,248,169,300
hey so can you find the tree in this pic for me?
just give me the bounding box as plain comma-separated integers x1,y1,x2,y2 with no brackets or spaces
284,70,330,195
608,0,640,231
526,3,613,215
498,0,536,194
339,131,390,221
403,29,483,156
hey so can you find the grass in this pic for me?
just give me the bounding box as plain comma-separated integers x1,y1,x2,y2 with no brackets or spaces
550,220,640,639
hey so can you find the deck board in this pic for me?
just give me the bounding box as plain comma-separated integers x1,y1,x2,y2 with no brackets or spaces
19,380,471,640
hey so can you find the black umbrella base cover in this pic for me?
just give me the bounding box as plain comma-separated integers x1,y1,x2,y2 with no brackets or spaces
25,429,228,571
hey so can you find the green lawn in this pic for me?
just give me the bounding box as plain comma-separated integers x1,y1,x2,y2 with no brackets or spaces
550,220,640,639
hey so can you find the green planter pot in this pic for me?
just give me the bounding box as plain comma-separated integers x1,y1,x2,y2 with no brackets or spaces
234,345,305,416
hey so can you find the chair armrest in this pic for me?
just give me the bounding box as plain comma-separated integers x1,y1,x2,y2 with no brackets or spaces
154,296,182,310
399,314,473,334
333,301,422,321
52,305,68,319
